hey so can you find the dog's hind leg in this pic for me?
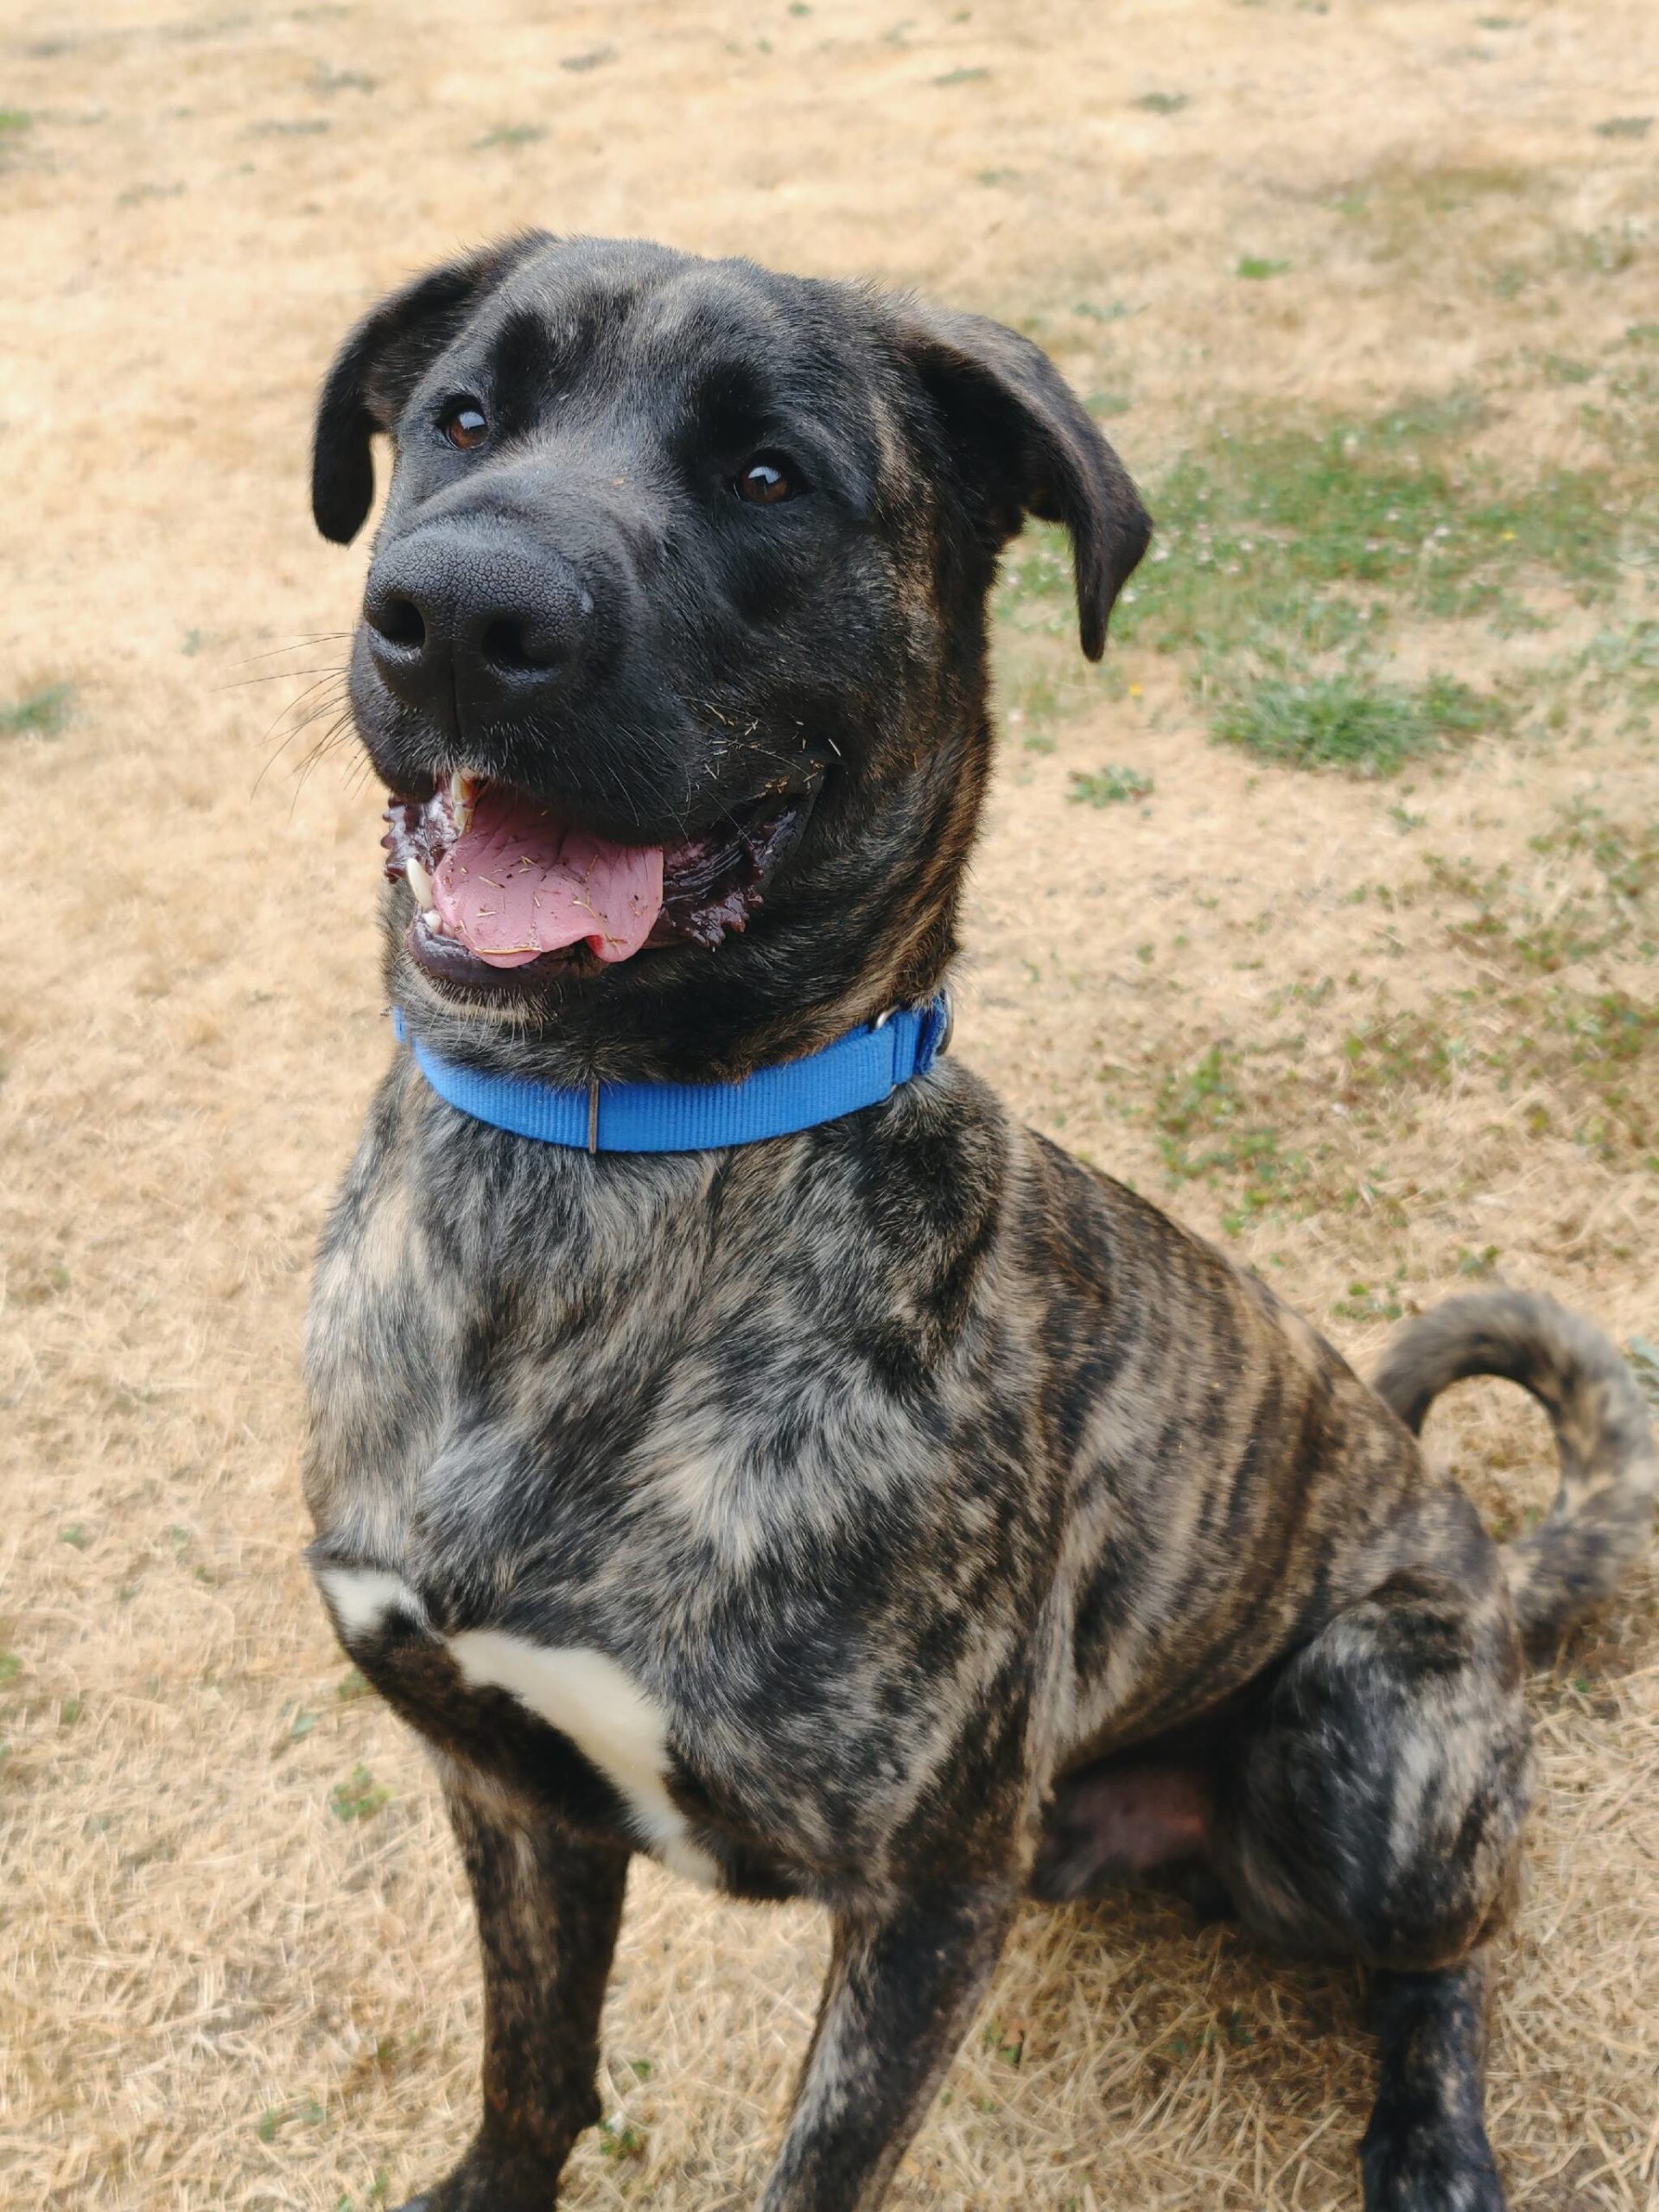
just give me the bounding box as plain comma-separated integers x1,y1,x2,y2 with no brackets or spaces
1208,1535,1530,2210
1360,1953,1503,2212
760,1883,1017,2212
392,1778,628,2212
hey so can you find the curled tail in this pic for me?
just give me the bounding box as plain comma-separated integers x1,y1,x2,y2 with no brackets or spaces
1373,1290,1656,1642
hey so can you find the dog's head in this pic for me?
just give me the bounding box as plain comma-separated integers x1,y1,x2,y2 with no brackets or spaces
312,235,1148,1077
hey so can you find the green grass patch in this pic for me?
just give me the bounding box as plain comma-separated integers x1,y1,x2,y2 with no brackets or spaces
256,2099,326,2144
1,683,73,736
1376,823,1659,1164
1539,352,1595,385
990,376,1656,770
471,124,547,150
1158,810,1655,1196
329,1764,391,1821
598,2120,647,2159
1327,160,1542,267
1529,792,1659,905
1332,1276,1406,1324
1116,405,1626,664
1070,765,1154,805
1215,672,1493,776
1134,92,1189,113
333,2173,392,2212
1428,811,1659,973
1580,359,1659,472
1515,987,1659,1166
1157,1047,1273,1181
1153,1044,1313,1230
1339,1009,1461,1101
1236,257,1290,280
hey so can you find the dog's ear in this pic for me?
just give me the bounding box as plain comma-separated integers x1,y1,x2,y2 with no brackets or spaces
311,233,551,544
896,307,1151,660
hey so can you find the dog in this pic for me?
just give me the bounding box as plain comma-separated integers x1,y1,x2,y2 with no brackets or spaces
301,233,1656,2212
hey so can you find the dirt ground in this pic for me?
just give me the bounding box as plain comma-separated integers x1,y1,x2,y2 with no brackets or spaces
3,3,1657,2207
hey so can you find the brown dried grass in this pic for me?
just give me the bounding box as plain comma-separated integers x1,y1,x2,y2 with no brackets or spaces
2,3,1656,2207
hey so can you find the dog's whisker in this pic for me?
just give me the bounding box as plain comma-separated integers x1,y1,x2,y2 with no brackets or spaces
284,716,363,818
251,687,355,795
227,632,357,668
258,673,351,729
218,667,353,692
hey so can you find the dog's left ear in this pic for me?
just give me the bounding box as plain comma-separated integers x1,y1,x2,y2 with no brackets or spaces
311,232,551,544
895,307,1151,660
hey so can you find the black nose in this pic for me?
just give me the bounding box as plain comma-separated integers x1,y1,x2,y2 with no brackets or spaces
362,524,594,721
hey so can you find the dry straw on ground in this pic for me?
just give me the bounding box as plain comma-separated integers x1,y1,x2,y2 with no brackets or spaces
3,3,1656,2208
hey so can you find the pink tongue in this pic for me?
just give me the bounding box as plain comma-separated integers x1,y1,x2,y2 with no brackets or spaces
432,788,664,969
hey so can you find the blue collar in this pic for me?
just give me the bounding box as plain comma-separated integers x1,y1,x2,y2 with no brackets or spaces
392,994,952,1153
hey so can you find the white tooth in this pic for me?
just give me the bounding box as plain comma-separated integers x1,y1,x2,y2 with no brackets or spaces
447,768,477,835
405,855,434,906
421,908,442,932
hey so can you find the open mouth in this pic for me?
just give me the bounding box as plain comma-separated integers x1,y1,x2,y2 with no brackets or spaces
382,770,817,989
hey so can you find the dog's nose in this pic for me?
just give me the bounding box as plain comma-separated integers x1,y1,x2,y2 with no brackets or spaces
362,525,594,721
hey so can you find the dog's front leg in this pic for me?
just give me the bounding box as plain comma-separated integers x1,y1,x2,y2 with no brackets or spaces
761,1884,1016,2212
396,1778,629,2212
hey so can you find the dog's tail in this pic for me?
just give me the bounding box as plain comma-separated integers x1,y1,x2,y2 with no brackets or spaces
1373,1290,1656,1642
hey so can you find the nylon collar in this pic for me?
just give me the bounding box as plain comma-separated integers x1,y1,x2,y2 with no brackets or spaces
392,994,952,1154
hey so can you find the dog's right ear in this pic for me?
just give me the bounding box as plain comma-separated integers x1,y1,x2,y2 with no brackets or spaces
311,233,551,544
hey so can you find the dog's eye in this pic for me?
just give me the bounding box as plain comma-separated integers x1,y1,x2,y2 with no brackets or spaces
440,401,489,451
735,454,799,505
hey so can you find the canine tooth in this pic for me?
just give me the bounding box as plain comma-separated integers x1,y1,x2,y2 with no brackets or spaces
405,855,434,906
421,908,442,932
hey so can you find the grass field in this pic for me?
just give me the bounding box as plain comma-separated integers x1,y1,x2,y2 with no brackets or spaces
3,3,1657,2206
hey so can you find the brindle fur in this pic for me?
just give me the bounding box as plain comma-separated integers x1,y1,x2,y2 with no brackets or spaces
302,238,1657,2212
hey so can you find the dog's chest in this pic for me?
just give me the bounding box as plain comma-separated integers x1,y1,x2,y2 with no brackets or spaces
298,1106,1026,1902
302,1135,999,1891
309,1414,940,1897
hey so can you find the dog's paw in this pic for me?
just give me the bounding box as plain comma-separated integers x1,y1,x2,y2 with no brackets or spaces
391,2189,546,2212
387,2154,563,2212
1360,2117,1508,2211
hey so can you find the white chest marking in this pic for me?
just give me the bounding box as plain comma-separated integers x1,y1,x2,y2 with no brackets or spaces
447,1630,721,1889
318,1566,425,1640
315,1569,717,1888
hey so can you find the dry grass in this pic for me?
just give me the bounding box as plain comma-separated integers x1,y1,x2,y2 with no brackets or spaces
3,2,1657,2206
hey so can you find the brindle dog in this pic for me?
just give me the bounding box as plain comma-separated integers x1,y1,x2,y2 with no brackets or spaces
302,235,1656,2212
